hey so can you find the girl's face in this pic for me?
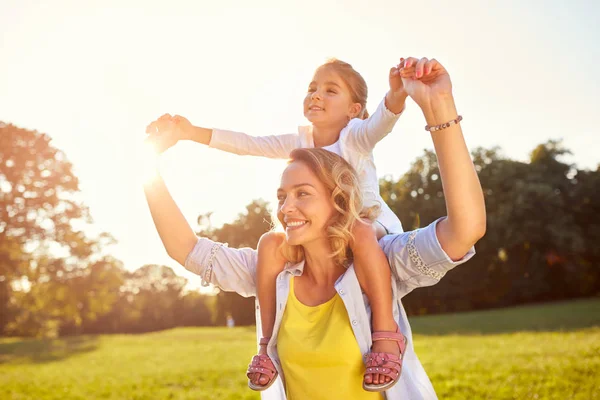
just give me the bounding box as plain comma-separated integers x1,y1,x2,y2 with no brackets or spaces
277,161,337,246
303,67,362,128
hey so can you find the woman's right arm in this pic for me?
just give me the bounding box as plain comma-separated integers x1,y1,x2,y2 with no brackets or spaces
142,142,258,296
143,172,199,266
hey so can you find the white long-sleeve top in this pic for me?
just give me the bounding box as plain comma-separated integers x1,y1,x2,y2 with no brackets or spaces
209,97,405,233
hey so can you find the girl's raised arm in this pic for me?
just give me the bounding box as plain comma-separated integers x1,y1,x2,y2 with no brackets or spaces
346,61,408,154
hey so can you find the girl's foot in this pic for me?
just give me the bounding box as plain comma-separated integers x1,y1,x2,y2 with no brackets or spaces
247,337,278,391
363,327,407,392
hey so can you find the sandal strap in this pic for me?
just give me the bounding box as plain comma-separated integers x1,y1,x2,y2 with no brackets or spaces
372,331,405,343
372,331,407,354
364,352,402,379
259,337,270,346
247,354,277,380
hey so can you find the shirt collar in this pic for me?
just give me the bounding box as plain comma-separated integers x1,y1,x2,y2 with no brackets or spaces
283,260,357,283
283,259,305,276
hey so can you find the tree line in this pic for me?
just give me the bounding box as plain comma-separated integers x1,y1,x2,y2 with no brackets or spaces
1,122,598,337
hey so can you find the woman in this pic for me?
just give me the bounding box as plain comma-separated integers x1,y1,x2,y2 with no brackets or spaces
144,56,486,399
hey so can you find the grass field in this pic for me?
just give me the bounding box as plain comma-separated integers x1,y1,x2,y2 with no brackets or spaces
1,298,599,400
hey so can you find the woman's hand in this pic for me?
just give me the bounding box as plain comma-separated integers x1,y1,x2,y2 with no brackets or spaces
399,57,453,108
145,114,192,154
399,57,457,127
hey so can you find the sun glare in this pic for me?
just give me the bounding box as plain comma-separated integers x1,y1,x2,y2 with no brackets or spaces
135,140,161,184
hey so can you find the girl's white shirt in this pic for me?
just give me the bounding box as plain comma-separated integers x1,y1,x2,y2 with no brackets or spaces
185,217,476,400
209,97,405,233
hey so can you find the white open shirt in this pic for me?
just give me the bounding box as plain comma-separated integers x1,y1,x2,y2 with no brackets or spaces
185,217,475,399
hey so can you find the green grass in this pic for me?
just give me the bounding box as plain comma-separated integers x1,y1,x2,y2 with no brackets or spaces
1,298,599,400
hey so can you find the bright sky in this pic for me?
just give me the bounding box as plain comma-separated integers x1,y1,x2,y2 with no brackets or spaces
1,0,598,288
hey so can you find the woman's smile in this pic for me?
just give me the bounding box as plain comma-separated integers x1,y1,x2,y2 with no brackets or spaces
285,220,309,232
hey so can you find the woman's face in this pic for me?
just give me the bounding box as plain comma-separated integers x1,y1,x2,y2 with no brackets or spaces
277,160,337,246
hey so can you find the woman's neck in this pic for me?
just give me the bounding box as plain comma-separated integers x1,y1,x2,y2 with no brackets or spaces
301,239,346,287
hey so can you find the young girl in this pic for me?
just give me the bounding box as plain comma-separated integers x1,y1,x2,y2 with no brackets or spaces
147,58,409,392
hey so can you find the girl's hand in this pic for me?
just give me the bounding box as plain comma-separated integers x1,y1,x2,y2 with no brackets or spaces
388,57,407,96
145,114,193,154
146,114,194,139
144,114,178,154
399,57,453,109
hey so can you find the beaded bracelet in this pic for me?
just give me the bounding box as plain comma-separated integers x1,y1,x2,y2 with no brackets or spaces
425,115,463,132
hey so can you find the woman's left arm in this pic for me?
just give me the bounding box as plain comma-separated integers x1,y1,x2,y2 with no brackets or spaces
401,57,486,260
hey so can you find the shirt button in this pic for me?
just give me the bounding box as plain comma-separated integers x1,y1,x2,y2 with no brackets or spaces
352,320,358,326
339,289,345,295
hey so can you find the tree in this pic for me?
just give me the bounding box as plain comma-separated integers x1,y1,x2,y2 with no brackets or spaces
8,255,125,337
0,123,91,271
196,199,273,325
0,122,118,336
381,140,599,314
568,163,600,297
176,291,214,327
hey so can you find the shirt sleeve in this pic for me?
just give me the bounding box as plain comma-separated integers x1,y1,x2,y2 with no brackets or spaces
184,237,258,298
209,128,303,159
344,96,404,155
379,217,476,298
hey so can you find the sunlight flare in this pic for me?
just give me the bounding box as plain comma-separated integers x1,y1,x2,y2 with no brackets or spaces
135,140,160,183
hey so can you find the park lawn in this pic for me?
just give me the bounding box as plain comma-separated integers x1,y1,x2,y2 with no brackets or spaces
1,298,599,400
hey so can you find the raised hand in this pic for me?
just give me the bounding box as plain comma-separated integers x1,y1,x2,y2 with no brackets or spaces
145,114,194,154
146,113,194,138
398,57,453,109
388,57,407,96
144,114,177,154
384,58,409,114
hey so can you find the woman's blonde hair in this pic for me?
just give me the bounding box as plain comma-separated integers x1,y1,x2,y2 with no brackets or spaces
277,148,379,266
318,59,369,120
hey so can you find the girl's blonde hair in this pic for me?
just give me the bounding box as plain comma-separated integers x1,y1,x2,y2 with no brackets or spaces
318,59,369,120
277,148,379,266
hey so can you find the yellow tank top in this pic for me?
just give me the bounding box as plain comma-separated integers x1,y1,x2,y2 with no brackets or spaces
277,277,383,400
